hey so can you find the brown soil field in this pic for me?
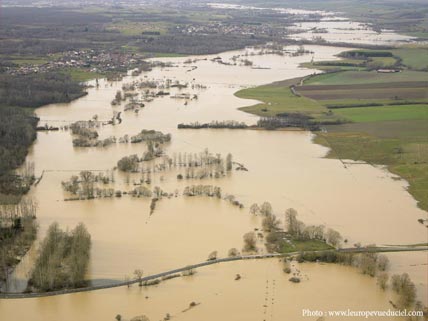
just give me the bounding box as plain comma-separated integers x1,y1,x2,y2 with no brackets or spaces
296,82,428,100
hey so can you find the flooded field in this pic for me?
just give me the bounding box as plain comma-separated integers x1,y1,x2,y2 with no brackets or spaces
1,260,407,321
1,18,427,321
208,2,416,45
290,20,415,45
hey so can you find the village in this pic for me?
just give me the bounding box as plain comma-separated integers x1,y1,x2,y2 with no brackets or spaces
4,49,148,78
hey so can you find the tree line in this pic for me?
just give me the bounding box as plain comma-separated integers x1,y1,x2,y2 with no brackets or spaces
0,197,38,288
0,73,85,108
0,107,38,196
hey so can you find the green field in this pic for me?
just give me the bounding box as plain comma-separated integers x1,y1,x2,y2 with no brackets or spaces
319,98,428,108
283,239,333,253
12,57,49,66
369,56,398,68
327,119,428,139
301,62,363,72
64,68,105,82
147,52,187,58
392,48,428,70
0,55,49,66
107,21,169,36
333,105,428,122
235,78,340,122
300,58,365,72
305,70,428,85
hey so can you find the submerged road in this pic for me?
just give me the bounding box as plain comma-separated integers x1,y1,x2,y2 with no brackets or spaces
1,246,426,299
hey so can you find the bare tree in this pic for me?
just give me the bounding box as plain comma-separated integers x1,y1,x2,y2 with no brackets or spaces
377,254,389,271
134,269,144,286
285,208,299,237
262,214,280,232
260,202,272,216
249,203,260,215
391,273,417,308
80,171,94,198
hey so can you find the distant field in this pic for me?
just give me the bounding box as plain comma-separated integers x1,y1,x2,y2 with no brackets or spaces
64,68,105,82
305,70,428,85
297,82,428,100
319,98,428,108
369,56,398,68
325,119,428,139
107,21,169,36
148,52,187,58
0,55,49,66
392,48,428,70
300,62,363,72
333,104,428,122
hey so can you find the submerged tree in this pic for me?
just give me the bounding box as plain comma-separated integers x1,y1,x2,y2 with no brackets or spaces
80,171,95,198
377,254,389,271
262,213,280,232
226,153,233,171
243,232,257,252
228,248,240,257
284,208,299,236
391,273,417,308
249,203,260,215
260,202,273,216
377,272,389,290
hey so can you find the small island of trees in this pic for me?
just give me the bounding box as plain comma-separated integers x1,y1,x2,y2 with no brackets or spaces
28,222,91,292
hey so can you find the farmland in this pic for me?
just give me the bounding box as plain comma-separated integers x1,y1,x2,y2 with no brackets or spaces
304,70,428,85
299,54,428,211
332,105,428,123
392,47,428,70
239,45,428,211
235,78,335,121
297,82,428,101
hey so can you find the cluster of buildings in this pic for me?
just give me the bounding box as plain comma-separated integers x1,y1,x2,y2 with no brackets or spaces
175,22,289,38
6,50,146,77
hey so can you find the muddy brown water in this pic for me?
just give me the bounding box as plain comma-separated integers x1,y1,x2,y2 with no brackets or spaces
0,260,408,321
1,38,427,320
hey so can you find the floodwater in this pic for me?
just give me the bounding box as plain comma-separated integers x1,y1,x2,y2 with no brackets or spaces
290,20,415,45
1,24,427,321
207,2,416,45
0,260,406,321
